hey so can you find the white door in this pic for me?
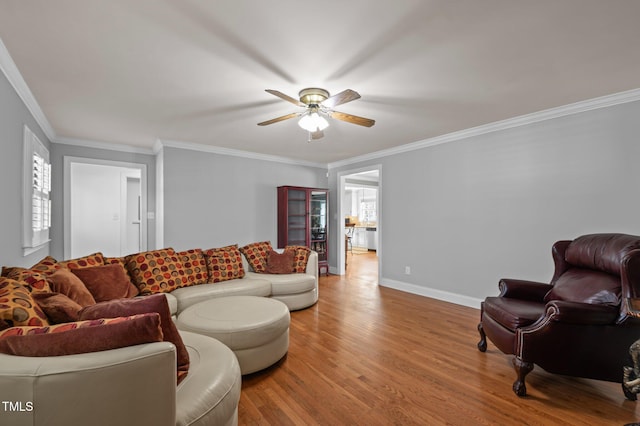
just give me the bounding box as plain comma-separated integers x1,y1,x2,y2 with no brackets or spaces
66,159,146,258
123,175,142,256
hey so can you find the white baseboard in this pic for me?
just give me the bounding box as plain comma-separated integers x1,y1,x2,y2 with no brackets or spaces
379,278,483,309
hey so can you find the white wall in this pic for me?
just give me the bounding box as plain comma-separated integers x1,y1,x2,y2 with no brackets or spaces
0,64,52,267
160,146,328,251
329,100,640,307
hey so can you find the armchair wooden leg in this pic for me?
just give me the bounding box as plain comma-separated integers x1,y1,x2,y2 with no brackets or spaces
512,357,533,397
477,323,487,352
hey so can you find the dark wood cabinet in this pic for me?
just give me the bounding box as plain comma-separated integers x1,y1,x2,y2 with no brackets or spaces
277,186,329,275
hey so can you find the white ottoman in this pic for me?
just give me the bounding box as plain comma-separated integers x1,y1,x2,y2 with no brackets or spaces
176,296,290,375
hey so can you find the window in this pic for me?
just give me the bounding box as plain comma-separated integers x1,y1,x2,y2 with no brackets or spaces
23,125,51,254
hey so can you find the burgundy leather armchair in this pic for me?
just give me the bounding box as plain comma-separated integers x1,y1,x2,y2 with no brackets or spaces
477,233,640,397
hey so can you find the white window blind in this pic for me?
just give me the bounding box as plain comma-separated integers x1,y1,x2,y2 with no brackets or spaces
23,125,51,253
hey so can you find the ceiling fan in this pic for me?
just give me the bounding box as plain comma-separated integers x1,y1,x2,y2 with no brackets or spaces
257,88,375,140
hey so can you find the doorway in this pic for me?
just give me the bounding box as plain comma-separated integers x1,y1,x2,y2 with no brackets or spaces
63,157,148,259
336,165,381,279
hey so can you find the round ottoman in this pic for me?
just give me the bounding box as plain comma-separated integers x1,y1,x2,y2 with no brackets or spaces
176,296,290,375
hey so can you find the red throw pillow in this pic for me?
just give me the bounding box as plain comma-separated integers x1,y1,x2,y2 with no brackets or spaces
265,250,295,274
103,257,140,297
46,269,96,307
0,313,163,357
32,292,83,324
71,264,139,302
78,294,189,383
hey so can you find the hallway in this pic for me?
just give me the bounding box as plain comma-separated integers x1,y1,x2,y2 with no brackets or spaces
345,250,378,284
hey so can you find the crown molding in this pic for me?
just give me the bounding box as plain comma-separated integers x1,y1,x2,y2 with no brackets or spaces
3,29,638,169
328,88,640,169
157,139,327,169
152,139,164,154
0,37,56,142
53,136,155,155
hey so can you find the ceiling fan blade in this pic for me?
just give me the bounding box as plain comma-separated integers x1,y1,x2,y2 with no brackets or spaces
329,111,375,127
265,89,305,106
309,130,324,141
257,112,300,126
322,89,361,108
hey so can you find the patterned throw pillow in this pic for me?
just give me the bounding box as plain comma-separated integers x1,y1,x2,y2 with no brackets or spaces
239,241,273,273
125,248,188,295
2,267,52,293
204,244,245,283
286,245,312,273
176,249,208,287
0,313,163,357
29,256,62,274
0,278,50,330
58,252,105,270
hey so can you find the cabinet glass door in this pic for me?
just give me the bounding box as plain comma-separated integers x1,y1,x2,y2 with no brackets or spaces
287,189,307,245
310,191,327,262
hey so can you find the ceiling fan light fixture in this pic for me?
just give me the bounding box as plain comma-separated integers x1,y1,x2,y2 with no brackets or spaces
298,111,329,132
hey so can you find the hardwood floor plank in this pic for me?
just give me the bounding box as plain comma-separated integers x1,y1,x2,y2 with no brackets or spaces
239,252,640,425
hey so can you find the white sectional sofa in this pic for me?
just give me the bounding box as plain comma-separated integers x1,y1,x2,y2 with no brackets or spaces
0,249,319,426
163,250,318,315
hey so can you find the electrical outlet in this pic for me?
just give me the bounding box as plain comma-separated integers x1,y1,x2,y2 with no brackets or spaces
404,266,411,275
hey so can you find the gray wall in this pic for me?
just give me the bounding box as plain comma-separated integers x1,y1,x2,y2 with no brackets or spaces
0,69,52,267
160,146,327,251
329,100,640,306
49,143,157,260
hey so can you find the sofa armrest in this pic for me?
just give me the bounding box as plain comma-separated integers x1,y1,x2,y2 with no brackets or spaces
0,342,177,426
543,300,619,325
498,278,552,301
305,250,319,279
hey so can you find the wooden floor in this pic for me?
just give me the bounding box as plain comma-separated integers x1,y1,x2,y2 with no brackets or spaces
238,252,640,425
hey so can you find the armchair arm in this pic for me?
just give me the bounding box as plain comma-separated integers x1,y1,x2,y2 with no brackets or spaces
0,342,177,426
498,279,552,301
543,300,619,325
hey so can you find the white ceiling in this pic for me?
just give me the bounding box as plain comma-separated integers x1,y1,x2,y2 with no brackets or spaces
1,0,639,164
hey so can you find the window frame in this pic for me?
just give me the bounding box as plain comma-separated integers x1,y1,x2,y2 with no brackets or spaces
23,125,51,255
